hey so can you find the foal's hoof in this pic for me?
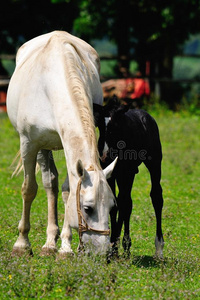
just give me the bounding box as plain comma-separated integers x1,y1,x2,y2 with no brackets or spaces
40,247,57,257
106,245,119,263
153,252,164,261
123,250,131,259
11,247,33,257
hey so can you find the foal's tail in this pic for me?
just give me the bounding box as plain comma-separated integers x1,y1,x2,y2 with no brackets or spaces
10,150,40,177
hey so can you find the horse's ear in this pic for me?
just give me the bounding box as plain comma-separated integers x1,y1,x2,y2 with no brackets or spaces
111,104,128,124
117,104,129,114
111,95,120,106
103,157,118,179
103,95,120,117
76,160,85,178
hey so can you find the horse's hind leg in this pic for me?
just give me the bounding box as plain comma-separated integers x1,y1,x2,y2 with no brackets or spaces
12,140,38,255
145,160,164,258
37,150,59,255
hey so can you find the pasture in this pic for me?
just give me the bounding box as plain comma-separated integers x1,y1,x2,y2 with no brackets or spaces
0,107,199,299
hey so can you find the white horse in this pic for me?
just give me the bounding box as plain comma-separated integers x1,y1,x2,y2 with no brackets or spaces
7,31,117,256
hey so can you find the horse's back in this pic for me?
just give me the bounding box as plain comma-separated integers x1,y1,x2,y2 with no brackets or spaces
125,109,159,138
16,31,100,72
7,31,103,141
125,109,156,129
125,109,162,159
7,33,67,136
107,107,162,163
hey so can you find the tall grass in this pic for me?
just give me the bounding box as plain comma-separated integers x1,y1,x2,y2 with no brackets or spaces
0,107,199,299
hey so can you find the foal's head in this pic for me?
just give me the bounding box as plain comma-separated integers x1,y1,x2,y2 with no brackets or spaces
105,104,129,153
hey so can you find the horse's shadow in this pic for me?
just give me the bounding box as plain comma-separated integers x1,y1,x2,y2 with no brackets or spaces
132,255,164,268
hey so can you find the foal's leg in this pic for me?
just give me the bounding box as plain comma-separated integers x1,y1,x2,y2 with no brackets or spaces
108,177,119,256
37,150,59,254
144,160,164,258
12,141,38,255
115,170,135,257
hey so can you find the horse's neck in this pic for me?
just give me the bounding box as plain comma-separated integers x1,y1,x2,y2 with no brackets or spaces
65,138,97,175
51,40,100,175
58,110,99,177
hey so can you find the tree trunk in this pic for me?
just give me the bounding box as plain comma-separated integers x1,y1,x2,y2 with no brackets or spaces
114,0,131,78
158,35,183,107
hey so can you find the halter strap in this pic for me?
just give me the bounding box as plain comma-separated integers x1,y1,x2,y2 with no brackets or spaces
76,167,110,249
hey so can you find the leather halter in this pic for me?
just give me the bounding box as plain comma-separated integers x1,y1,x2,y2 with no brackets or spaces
76,166,110,249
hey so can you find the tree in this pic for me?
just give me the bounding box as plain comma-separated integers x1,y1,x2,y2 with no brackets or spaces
0,0,79,75
1,0,200,103
74,0,200,102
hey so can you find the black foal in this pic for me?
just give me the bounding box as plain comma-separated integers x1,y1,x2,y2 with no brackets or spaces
101,104,164,258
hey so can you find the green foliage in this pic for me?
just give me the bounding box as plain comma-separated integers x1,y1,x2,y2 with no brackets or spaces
100,59,138,79
0,0,78,54
0,109,200,299
1,0,200,104
51,0,72,3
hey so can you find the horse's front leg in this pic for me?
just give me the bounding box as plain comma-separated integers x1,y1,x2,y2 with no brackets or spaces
58,175,74,255
109,204,119,257
115,169,135,257
106,177,119,258
59,208,73,255
12,141,38,256
37,150,60,255
121,198,132,257
117,194,132,258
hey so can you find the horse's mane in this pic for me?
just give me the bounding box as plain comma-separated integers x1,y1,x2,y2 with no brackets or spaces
63,41,100,169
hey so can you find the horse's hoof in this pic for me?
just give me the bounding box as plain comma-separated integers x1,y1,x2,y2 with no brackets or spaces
56,251,74,260
11,247,33,257
40,247,57,257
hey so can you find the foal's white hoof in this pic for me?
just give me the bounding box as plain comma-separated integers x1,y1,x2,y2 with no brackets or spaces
154,251,164,260
154,236,164,259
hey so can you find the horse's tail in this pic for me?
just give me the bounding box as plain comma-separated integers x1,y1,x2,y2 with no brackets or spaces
10,150,23,177
11,150,40,177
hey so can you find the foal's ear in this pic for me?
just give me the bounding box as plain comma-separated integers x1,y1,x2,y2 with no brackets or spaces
103,157,118,179
117,104,129,114
111,104,128,123
76,160,85,178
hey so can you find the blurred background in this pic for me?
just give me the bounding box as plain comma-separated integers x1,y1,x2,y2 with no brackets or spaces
0,0,200,110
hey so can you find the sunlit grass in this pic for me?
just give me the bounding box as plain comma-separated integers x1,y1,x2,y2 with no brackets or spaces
0,108,199,299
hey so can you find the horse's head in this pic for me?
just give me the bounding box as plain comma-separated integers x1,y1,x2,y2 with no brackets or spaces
65,158,117,254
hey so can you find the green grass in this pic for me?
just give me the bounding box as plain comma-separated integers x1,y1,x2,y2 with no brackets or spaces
0,108,200,299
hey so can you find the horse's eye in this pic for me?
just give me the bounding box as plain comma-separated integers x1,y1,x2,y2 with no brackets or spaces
84,206,93,215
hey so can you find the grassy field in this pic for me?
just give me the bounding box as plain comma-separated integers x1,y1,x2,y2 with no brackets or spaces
0,107,200,299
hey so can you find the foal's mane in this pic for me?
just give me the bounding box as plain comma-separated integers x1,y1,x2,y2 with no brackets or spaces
63,39,100,168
